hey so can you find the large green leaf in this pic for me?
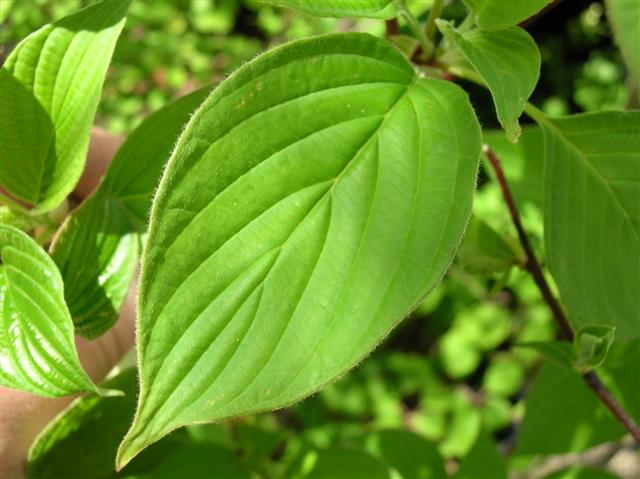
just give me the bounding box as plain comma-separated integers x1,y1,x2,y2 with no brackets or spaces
606,0,640,87
50,88,210,338
0,0,130,213
438,21,540,142
527,108,640,338
463,0,553,31
117,32,481,467
0,225,99,397
262,0,396,19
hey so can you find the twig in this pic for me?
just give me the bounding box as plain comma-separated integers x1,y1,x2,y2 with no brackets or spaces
483,144,640,444
424,0,444,44
385,18,399,37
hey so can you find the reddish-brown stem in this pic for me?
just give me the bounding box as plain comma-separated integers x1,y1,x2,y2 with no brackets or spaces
385,18,399,36
483,144,640,444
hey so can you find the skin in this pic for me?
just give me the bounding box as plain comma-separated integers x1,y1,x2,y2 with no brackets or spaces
0,128,136,479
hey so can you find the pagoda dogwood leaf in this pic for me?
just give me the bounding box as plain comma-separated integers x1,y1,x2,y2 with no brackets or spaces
0,225,101,397
0,0,130,213
117,32,481,467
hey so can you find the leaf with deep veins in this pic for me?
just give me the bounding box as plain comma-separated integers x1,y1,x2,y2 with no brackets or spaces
0,225,101,397
0,0,130,213
50,87,211,339
527,107,640,339
117,33,481,467
438,21,540,143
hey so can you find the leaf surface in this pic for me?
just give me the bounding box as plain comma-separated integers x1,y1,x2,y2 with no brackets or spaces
365,429,446,479
50,88,210,338
0,225,99,397
606,0,640,87
463,0,553,31
0,0,130,212
517,340,640,454
263,0,396,19
117,32,481,467
528,108,640,338
305,448,392,479
438,21,540,142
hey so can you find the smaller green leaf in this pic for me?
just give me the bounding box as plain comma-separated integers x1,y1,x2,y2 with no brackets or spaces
573,325,615,374
0,225,99,397
365,429,446,479
0,0,130,212
463,0,553,31
304,447,392,479
438,20,540,142
517,341,640,455
261,0,397,19
515,341,576,370
457,216,522,274
606,0,640,87
454,430,506,479
50,87,210,338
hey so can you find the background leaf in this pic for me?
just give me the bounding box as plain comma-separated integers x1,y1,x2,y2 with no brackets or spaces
517,340,640,455
304,447,392,479
118,32,481,467
463,0,553,31
0,0,130,212
456,216,522,275
454,430,506,479
605,0,640,87
529,109,640,339
438,21,540,142
364,429,446,479
262,0,396,19
0,225,98,397
50,87,210,338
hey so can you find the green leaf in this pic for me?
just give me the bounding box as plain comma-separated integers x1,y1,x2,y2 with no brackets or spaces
517,341,640,454
456,216,522,274
28,367,245,479
0,0,130,213
119,444,253,479
0,225,99,397
454,430,506,479
50,87,210,338
463,0,553,31
117,32,481,467
437,21,540,142
515,341,576,370
527,108,640,339
304,447,392,479
365,429,446,479
573,325,615,374
262,0,396,19
28,368,140,479
606,0,640,87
